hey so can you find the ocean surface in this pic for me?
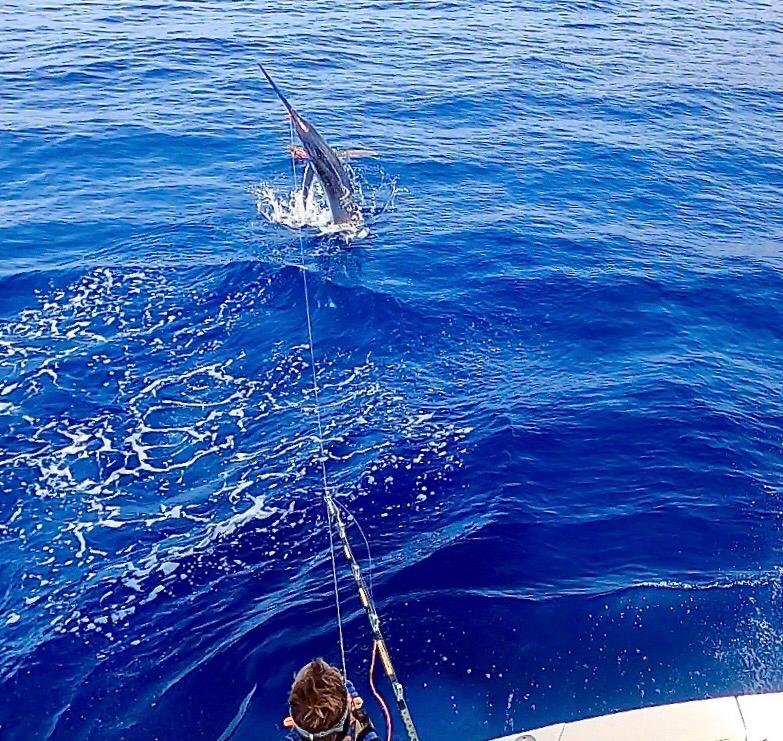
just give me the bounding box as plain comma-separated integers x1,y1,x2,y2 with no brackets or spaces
2,1,783,738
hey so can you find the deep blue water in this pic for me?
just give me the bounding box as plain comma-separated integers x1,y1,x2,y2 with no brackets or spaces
2,1,783,738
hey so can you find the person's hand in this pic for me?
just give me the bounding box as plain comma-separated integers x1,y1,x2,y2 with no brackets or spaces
350,696,371,731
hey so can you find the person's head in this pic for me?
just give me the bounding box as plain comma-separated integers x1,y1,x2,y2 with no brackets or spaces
288,659,348,740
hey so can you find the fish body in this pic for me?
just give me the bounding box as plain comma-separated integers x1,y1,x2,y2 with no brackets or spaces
259,64,359,226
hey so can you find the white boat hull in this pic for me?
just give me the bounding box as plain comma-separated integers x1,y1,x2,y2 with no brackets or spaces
489,691,783,741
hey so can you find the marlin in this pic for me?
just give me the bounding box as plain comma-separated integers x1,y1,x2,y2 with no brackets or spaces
258,64,367,227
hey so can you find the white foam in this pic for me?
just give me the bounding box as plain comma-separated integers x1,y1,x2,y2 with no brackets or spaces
0,267,471,663
251,181,369,241
253,181,331,230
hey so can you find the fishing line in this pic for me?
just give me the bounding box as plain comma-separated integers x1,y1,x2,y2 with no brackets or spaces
289,116,348,681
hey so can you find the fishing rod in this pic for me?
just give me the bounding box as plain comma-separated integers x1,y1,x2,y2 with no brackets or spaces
325,495,420,741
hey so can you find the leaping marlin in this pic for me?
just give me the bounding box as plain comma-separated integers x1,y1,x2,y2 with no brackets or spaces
258,64,370,228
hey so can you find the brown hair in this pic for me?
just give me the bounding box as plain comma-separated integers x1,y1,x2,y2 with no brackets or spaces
289,659,347,739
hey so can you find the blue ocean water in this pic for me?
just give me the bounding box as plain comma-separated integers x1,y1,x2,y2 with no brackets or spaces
2,1,783,738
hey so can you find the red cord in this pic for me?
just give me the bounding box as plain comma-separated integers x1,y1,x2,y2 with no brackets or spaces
369,641,393,741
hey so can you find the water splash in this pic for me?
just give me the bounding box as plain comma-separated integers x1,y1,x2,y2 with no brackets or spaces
252,163,399,243
252,181,333,232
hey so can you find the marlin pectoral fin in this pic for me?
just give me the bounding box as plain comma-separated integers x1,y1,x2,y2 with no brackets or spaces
301,164,315,205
